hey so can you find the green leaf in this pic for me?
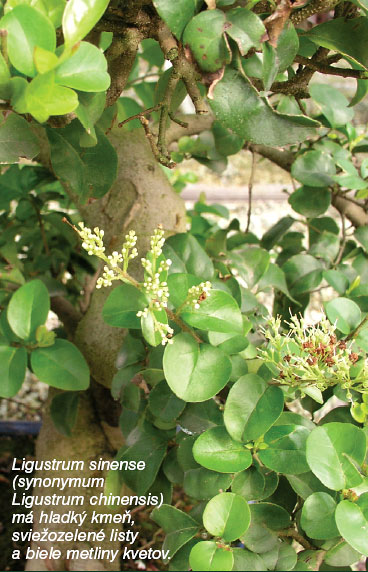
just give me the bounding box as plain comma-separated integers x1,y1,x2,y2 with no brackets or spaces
149,380,186,422
241,502,290,554
26,71,78,123
323,270,349,295
306,17,368,71
277,22,299,72
34,46,59,74
0,53,11,99
283,254,323,295
62,0,109,46
55,42,110,92
193,426,252,473
310,84,355,127
164,233,214,279
306,423,367,490
209,69,318,147
335,495,368,556
258,263,296,301
286,471,334,500
183,10,230,73
232,464,279,501
31,338,90,390
189,541,234,572
258,425,310,474
260,216,295,250
103,284,148,329
301,492,339,539
232,548,266,572
225,7,265,56
212,120,245,157
324,540,361,567
178,400,223,434
0,346,27,398
291,151,336,187
355,225,368,252
151,504,199,561
203,492,251,541
50,391,79,437
0,5,56,77
181,290,243,334
228,246,270,288
118,426,167,494
0,113,40,164
141,308,167,347
224,374,284,442
167,273,202,309
76,91,106,145
163,333,232,402
153,0,203,40
262,42,278,92
325,297,361,335
184,467,232,500
7,279,49,340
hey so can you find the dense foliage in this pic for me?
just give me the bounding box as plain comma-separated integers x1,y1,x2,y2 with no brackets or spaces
1,0,368,570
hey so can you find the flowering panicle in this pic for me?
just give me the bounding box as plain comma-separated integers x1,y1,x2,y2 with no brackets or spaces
185,281,212,309
259,314,368,398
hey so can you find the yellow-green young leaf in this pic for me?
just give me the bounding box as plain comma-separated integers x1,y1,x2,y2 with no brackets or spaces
0,346,27,398
31,338,90,390
7,279,49,340
0,5,56,77
335,495,368,556
203,492,250,541
4,0,66,28
306,423,367,490
26,71,78,123
189,541,234,572
55,42,110,92
193,426,252,473
163,333,232,402
62,0,109,46
35,325,56,347
34,45,59,73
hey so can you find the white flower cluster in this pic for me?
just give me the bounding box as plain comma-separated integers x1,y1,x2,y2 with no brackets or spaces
157,321,174,346
150,226,165,257
79,223,105,257
186,281,212,309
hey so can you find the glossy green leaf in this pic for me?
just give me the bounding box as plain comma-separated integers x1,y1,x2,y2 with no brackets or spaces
210,69,318,146
301,492,339,539
164,233,214,279
34,46,59,74
232,548,266,572
0,5,56,77
62,0,109,46
55,42,110,92
178,400,223,434
310,83,354,127
0,346,27,398
225,7,265,56
26,71,78,123
50,391,79,437
181,290,243,334
183,10,230,73
355,225,368,252
224,374,284,442
306,17,368,71
335,495,368,556
8,279,49,340
277,22,299,72
203,492,251,541
286,471,335,500
258,263,296,301
260,216,295,250
323,270,349,295
153,0,202,39
208,331,248,355
149,380,186,422
324,540,361,567
283,254,323,295
291,151,336,187
262,42,278,92
189,541,234,572
103,284,148,329
232,465,279,501
258,425,310,474
184,467,232,500
0,112,40,165
306,422,367,490
163,333,231,402
141,308,167,347
228,246,270,288
151,504,199,560
193,426,252,473
325,297,361,335
31,338,90,390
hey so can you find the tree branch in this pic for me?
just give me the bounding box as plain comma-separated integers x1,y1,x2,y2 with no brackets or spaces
290,0,340,25
50,296,82,337
295,55,366,79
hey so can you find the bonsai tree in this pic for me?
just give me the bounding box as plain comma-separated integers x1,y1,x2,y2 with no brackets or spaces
0,0,368,570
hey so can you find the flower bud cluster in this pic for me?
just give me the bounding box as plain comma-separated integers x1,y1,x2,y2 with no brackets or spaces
150,226,165,257
78,223,105,257
259,314,368,397
186,281,212,309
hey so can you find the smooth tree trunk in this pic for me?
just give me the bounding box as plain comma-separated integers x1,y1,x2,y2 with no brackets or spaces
25,128,186,571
